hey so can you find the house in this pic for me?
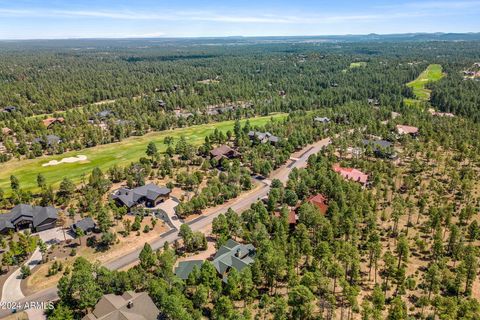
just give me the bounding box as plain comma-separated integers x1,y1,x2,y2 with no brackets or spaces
210,145,241,161
174,110,194,118
0,142,7,154
82,291,159,320
112,183,171,209
42,117,65,128
0,204,58,234
2,106,16,113
1,127,12,135
273,210,297,227
307,194,329,215
368,98,380,106
175,260,203,280
362,139,397,159
432,112,455,117
213,239,255,282
332,164,369,186
391,112,401,119
156,100,167,108
248,131,280,145
96,110,113,119
314,117,331,124
220,106,235,114
33,134,61,147
396,125,419,137
71,217,96,234
428,109,454,117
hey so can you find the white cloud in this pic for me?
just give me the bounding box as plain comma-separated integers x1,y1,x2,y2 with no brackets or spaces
381,0,480,10
0,7,434,25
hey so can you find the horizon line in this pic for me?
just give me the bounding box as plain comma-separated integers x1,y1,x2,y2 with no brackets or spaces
0,31,479,42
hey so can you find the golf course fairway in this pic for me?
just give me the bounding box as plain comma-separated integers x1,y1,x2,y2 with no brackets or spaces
0,114,287,192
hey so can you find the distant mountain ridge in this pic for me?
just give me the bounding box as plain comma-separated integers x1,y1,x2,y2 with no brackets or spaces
1,32,480,50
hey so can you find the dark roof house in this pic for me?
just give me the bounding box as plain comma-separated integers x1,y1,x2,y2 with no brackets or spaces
363,139,397,159
362,139,392,149
82,291,159,320
96,110,113,119
34,134,61,147
112,183,171,209
2,106,16,113
0,204,58,234
213,239,255,282
248,131,280,145
71,217,96,234
175,260,203,280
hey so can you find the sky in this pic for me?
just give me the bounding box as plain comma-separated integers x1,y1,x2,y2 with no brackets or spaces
0,0,479,39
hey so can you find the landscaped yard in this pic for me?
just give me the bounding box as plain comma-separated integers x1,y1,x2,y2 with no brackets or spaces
406,64,444,100
23,215,168,294
0,114,287,192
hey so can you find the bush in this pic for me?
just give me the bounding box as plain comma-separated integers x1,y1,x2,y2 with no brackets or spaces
70,248,77,256
20,265,31,278
47,261,63,276
86,236,97,247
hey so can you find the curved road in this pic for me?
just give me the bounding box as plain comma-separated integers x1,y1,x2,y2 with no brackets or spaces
0,137,331,318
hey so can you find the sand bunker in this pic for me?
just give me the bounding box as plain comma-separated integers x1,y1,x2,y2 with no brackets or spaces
42,155,88,167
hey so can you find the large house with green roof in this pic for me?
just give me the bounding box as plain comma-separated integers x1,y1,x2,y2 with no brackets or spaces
175,260,203,280
212,239,255,282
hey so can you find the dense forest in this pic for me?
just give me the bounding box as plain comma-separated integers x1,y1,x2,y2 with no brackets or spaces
1,39,479,162
1,37,480,319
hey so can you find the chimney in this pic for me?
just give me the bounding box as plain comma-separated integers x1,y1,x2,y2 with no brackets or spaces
127,301,133,309
235,248,241,257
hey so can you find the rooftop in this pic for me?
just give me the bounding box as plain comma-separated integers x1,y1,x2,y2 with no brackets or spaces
314,116,331,123
112,183,171,208
396,124,419,135
71,217,96,233
213,239,255,282
42,117,65,127
0,204,58,232
175,260,203,280
362,139,392,149
332,164,369,185
83,291,159,320
307,194,329,214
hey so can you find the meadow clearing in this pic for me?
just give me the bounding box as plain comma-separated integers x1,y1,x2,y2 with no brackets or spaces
0,114,287,192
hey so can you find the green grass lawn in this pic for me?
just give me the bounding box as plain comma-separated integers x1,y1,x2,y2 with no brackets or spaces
406,64,444,101
349,62,367,68
342,62,367,73
0,114,287,192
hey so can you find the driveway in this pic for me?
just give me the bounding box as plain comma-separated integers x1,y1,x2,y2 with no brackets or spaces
36,227,73,245
149,199,181,230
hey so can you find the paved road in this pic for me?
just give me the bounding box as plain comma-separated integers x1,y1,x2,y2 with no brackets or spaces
0,137,331,319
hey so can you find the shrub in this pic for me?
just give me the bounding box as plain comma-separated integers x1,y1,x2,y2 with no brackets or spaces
20,265,31,278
